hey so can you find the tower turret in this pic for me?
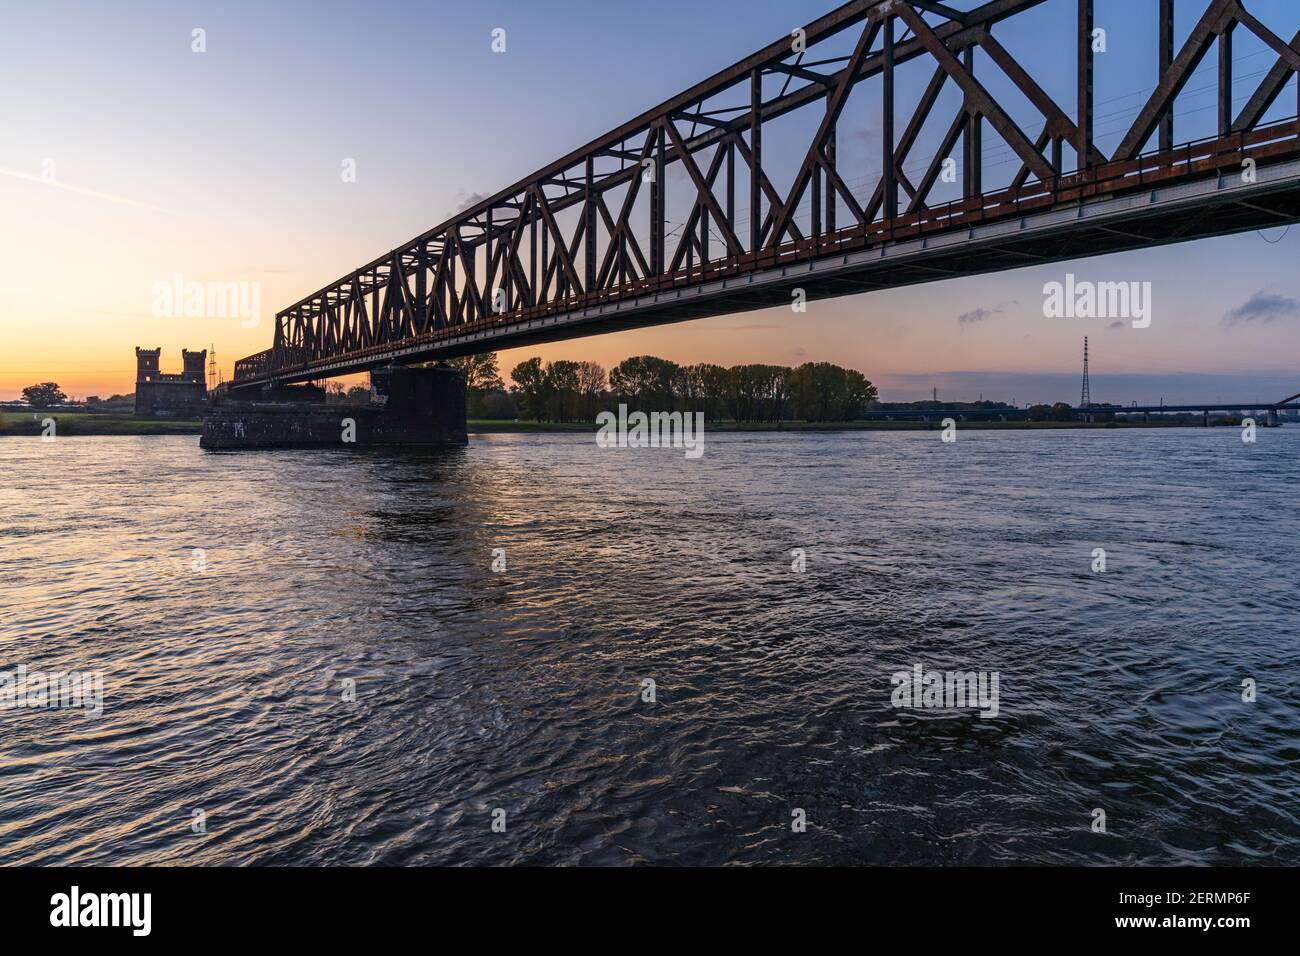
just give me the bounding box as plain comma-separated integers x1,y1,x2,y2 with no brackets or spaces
135,347,162,383
181,349,208,384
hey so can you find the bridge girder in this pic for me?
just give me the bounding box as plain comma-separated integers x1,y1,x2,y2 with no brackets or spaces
235,0,1300,387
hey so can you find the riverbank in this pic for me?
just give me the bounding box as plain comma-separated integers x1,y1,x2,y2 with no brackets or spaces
0,412,1237,437
467,418,1205,433
0,412,202,436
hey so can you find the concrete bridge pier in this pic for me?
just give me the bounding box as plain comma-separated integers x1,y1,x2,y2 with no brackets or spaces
201,364,467,449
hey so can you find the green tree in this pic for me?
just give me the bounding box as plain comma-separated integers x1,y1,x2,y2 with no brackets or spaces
22,382,67,408
725,364,792,422
682,363,729,421
510,357,548,422
445,353,504,391
609,355,682,411
480,389,518,420
447,353,505,418
788,363,877,421
842,368,877,419
577,361,607,421
543,360,582,422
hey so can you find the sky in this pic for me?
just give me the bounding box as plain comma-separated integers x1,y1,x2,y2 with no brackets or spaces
1,0,1298,405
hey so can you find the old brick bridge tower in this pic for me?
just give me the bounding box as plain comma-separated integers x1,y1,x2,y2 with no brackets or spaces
134,347,207,418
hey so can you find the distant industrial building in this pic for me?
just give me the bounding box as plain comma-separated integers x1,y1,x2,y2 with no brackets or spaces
134,347,207,418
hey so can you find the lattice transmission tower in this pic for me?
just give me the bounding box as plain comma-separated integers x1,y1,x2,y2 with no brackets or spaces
1080,337,1091,408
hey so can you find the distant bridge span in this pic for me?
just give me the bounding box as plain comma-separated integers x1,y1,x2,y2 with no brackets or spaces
234,0,1300,388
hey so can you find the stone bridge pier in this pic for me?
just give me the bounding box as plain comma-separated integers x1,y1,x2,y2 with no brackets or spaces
200,364,467,450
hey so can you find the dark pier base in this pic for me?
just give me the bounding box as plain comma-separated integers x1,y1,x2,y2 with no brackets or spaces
200,365,467,450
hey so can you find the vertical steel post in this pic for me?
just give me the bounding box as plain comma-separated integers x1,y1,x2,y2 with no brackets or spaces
700,197,710,264
585,156,597,291
1219,20,1234,137
826,127,836,234
485,209,496,312
1160,0,1175,151
467,244,478,315
750,69,762,253
883,14,897,220
964,46,982,196
726,138,736,248
540,214,548,304
1078,0,1094,171
812,158,822,238
651,123,665,273
416,246,427,330
443,251,454,325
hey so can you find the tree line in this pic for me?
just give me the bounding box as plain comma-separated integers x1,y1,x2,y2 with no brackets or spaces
444,353,878,423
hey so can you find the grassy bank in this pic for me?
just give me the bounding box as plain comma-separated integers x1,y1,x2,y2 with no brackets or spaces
0,412,202,436
0,413,1226,438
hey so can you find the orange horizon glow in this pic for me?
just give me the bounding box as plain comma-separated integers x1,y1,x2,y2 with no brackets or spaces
1,161,1295,405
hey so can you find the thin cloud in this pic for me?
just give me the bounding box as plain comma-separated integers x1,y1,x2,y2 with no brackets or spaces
1222,290,1300,326
0,166,172,213
957,307,996,326
957,300,1017,327
449,189,493,215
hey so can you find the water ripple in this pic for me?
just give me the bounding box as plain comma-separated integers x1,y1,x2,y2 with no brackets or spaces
0,429,1296,865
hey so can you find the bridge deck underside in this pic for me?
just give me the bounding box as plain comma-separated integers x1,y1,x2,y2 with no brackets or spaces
237,159,1300,388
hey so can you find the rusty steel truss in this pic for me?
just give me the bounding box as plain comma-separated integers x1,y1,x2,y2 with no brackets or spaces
234,0,1300,386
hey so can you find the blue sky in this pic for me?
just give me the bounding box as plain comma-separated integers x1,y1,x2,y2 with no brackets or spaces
1,0,1298,403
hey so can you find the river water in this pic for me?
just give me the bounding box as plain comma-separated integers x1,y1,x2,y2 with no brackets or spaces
0,429,1296,865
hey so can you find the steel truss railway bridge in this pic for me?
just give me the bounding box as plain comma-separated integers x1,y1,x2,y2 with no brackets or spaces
233,0,1300,389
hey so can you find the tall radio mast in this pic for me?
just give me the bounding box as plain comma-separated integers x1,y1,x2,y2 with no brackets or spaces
1080,337,1091,408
